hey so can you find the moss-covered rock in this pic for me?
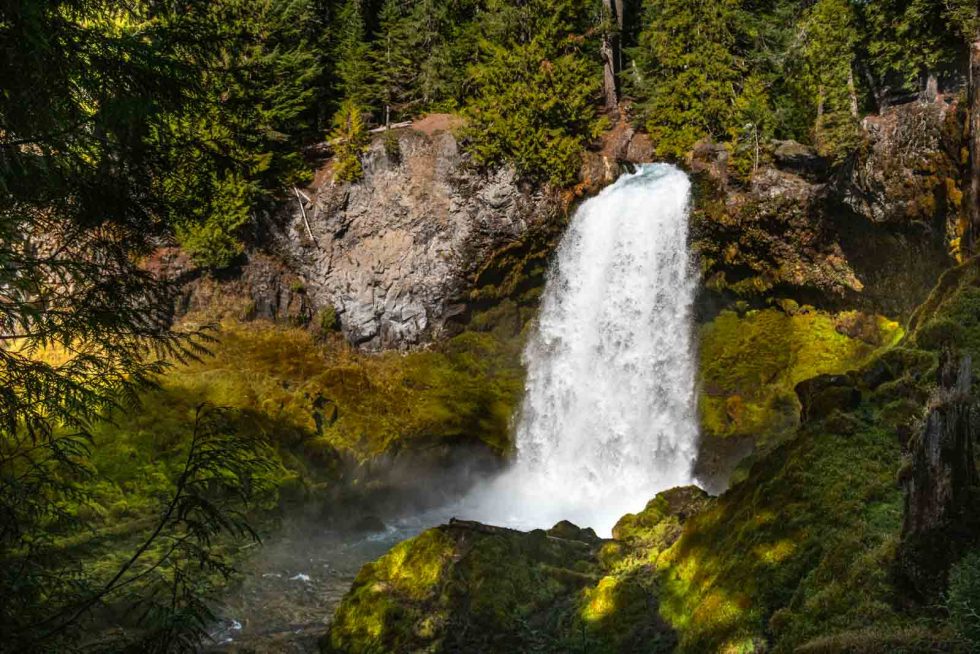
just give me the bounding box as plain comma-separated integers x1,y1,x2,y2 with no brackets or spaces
323,520,606,654
697,306,902,454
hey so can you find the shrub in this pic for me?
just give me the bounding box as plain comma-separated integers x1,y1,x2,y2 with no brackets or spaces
947,550,980,645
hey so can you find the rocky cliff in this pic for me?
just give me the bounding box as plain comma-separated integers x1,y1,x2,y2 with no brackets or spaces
272,122,563,351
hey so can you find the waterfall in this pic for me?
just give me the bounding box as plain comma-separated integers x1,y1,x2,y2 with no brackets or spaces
460,163,699,536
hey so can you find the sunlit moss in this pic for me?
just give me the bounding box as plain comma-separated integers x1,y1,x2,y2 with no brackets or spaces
698,307,903,450
328,529,456,652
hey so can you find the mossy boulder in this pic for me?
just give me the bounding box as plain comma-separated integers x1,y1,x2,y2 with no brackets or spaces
612,487,713,552
324,488,715,654
323,520,606,653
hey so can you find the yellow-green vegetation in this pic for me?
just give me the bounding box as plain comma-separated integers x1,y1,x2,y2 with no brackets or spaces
698,306,903,450
325,522,606,654
324,260,980,653
86,316,526,522
653,267,980,652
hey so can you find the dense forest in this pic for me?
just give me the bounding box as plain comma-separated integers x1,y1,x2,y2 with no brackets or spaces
2,0,980,652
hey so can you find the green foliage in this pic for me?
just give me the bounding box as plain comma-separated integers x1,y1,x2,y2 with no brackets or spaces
159,0,320,269
369,0,418,122
859,0,966,93
947,549,980,646
330,100,369,182
797,0,862,162
461,1,603,186
697,307,903,450
632,0,743,159
335,0,373,108
728,75,776,178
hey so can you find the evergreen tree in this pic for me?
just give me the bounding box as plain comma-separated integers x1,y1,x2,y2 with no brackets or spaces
462,0,603,185
411,0,483,109
798,0,862,161
0,1,272,648
157,0,320,268
370,0,418,123
858,0,962,99
330,99,369,182
729,75,775,177
335,0,373,109
632,0,744,159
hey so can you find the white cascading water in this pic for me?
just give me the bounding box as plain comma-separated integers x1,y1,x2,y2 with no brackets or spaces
459,163,700,536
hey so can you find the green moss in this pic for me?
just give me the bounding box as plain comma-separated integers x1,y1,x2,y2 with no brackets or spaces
328,529,457,653
325,523,605,653
656,411,909,652
131,319,525,462
698,308,902,450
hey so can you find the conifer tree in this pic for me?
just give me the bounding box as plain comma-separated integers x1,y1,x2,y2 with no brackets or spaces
632,0,744,159
330,100,369,182
335,0,373,109
411,0,483,109
798,0,862,161
462,0,602,185
157,0,320,268
370,0,417,123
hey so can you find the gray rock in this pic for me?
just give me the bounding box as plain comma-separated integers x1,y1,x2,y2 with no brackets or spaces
274,127,560,351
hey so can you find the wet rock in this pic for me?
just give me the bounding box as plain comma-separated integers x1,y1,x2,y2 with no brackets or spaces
689,139,730,185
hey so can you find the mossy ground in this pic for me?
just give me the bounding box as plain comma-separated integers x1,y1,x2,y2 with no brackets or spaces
325,522,608,654
37,309,528,639
83,312,526,521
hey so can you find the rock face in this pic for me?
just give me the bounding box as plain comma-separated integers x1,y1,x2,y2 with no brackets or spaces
149,248,312,323
694,99,962,321
837,99,962,230
276,125,562,351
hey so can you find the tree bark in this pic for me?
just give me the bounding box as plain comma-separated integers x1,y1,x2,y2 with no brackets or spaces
848,67,859,118
601,0,620,111
969,34,980,253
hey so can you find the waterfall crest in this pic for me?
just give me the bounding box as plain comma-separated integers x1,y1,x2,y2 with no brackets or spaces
463,164,699,536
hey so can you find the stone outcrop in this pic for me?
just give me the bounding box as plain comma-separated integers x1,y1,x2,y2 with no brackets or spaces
323,486,710,654
148,248,312,323
836,98,963,231
693,99,962,320
276,124,562,351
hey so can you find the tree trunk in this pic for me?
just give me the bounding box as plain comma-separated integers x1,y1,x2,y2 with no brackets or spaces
861,63,885,114
601,0,620,111
969,35,980,252
922,71,939,102
848,67,859,118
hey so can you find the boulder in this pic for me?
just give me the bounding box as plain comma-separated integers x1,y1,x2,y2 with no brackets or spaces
772,139,828,179
836,100,962,231
322,519,605,654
